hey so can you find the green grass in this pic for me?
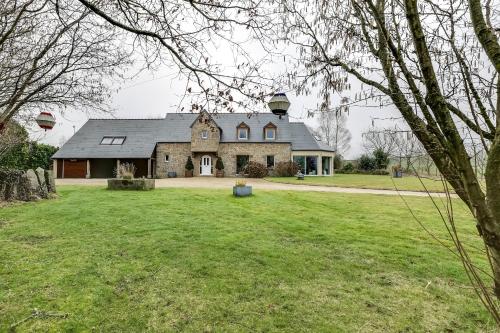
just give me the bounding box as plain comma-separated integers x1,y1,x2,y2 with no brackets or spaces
266,174,451,192
0,186,494,332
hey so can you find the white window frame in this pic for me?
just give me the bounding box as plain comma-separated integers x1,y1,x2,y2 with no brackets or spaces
265,128,276,140
164,154,170,163
238,128,248,140
201,130,208,139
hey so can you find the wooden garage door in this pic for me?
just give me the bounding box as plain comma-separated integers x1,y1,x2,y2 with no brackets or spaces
63,160,86,178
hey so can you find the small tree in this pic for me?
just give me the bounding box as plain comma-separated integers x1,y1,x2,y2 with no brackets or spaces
215,157,224,170
333,154,343,170
185,156,194,171
358,154,376,171
373,148,389,170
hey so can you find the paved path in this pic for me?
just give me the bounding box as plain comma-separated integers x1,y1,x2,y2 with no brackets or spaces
56,177,451,197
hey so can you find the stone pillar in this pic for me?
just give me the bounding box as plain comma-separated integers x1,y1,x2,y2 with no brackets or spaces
53,160,58,179
62,160,65,179
86,159,91,179
317,155,322,176
116,159,120,177
147,159,152,178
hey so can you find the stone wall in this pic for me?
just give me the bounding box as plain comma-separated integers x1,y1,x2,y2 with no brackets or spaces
218,143,291,176
190,113,220,152
155,143,191,178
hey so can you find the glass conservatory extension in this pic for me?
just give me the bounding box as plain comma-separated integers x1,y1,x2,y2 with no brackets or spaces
292,153,334,176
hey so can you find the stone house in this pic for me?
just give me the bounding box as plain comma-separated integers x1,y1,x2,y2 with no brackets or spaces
52,112,335,178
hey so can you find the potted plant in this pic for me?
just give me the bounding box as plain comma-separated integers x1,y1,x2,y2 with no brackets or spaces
215,157,224,178
392,164,403,178
233,179,252,197
185,156,194,177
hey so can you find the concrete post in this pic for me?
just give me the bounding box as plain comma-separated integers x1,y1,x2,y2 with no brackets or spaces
62,160,65,179
116,159,120,178
317,155,322,176
53,160,58,179
86,159,91,179
147,159,152,178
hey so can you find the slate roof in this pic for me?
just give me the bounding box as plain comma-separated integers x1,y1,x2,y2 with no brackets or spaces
52,113,335,159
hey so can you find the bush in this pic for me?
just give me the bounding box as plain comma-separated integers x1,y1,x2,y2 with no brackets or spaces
273,161,300,177
185,156,194,171
335,168,390,175
342,162,355,172
358,154,376,171
215,157,224,170
244,161,268,178
334,155,343,169
373,148,389,170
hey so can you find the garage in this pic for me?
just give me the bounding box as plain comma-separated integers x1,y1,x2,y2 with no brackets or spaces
57,159,87,178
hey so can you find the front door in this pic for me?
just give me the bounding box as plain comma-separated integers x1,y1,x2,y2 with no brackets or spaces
201,155,212,175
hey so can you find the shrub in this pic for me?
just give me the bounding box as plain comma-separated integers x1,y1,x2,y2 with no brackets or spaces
235,179,247,187
215,157,224,170
185,156,194,171
373,148,389,169
342,162,355,172
273,161,299,177
117,163,136,179
334,155,343,169
244,161,268,178
358,154,376,171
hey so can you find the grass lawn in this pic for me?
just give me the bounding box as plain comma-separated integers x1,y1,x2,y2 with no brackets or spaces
266,174,451,192
0,186,494,331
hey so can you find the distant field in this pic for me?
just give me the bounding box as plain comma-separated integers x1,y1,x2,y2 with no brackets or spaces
266,174,451,192
0,186,492,331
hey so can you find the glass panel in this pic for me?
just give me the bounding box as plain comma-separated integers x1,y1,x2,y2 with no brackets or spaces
236,155,249,174
266,128,275,139
293,156,305,174
112,137,125,145
306,156,318,175
100,137,113,145
238,128,248,139
266,155,274,168
201,130,208,139
322,157,331,175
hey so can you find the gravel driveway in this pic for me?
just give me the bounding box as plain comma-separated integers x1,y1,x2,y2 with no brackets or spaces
55,177,451,197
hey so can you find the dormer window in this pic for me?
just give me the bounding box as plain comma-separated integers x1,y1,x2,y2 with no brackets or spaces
264,122,277,140
201,130,208,139
237,122,249,140
265,128,276,140
238,128,248,140
100,136,126,145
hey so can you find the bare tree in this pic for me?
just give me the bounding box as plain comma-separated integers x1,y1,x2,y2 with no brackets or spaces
316,110,351,156
362,127,398,155
277,0,500,317
74,0,278,114
0,0,131,129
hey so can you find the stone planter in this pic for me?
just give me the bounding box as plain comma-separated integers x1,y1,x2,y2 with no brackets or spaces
215,170,224,178
167,171,177,178
233,185,252,197
185,170,193,178
107,178,155,190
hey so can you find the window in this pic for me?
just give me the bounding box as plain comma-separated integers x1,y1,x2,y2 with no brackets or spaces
165,154,170,163
238,128,248,140
100,137,113,145
265,128,276,140
111,137,125,145
266,155,275,168
100,136,126,145
236,155,249,174
201,130,208,139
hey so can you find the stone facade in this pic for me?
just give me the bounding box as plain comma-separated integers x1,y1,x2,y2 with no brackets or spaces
155,142,292,177
190,113,220,152
217,143,291,176
155,143,191,178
